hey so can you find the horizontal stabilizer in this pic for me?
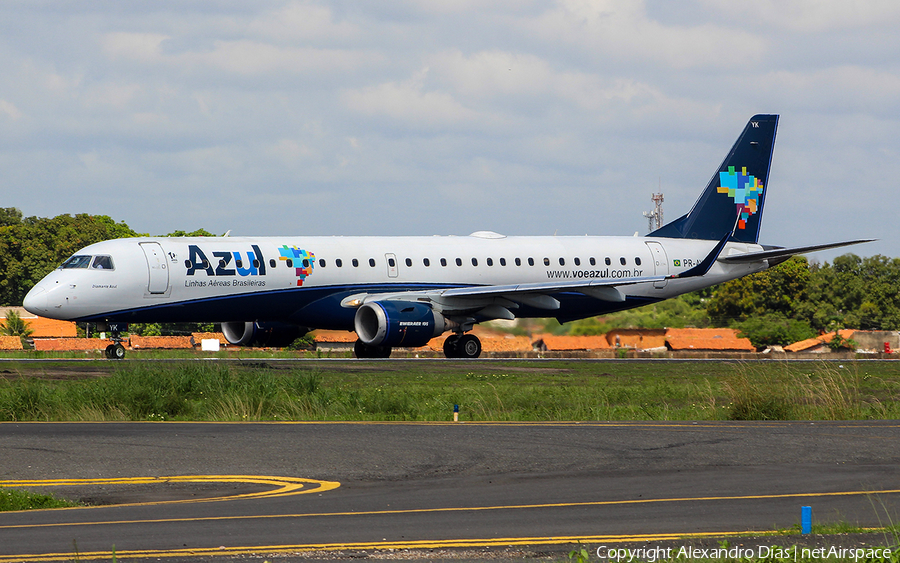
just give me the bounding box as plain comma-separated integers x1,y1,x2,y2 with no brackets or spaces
718,239,875,264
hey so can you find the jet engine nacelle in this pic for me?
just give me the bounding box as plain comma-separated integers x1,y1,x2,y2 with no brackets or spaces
354,301,449,348
221,321,307,348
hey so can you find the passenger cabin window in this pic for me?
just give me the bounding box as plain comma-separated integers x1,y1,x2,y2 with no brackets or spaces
352,259,359,267
302,259,309,268
590,257,596,266
388,257,396,267
441,258,447,267
574,257,581,266
423,258,430,267
558,258,565,266
487,258,493,266
605,257,611,266
369,258,376,267
620,257,626,265
500,258,506,266
543,257,550,266
336,259,343,267
286,259,294,268
456,258,462,266
471,258,478,267
319,259,326,267
269,259,277,268
635,257,642,266
405,258,412,267
528,257,535,266
515,258,521,266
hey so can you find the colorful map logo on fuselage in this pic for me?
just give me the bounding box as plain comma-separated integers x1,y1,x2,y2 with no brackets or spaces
716,166,763,230
278,245,315,286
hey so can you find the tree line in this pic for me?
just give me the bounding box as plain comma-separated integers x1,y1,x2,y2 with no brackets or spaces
1,208,897,347
564,253,900,347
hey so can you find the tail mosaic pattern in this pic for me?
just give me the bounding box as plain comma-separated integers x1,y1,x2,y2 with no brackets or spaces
278,245,315,286
717,165,763,230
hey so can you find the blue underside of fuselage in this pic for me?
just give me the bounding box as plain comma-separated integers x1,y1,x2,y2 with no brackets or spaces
72,283,662,329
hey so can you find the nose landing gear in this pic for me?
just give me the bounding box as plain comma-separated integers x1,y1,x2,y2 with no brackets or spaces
104,342,126,360
98,322,128,360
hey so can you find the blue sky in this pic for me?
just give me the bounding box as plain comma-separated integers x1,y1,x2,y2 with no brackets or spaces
1,1,897,261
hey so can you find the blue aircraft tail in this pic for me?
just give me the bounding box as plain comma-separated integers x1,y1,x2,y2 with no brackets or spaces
649,114,778,243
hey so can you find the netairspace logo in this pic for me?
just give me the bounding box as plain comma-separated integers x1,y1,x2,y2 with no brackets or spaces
595,544,892,562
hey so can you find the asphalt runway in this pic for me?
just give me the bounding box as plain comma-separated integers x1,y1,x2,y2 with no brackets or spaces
1,420,900,561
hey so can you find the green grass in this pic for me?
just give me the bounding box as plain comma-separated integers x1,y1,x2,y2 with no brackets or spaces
0,488,81,511
0,359,897,422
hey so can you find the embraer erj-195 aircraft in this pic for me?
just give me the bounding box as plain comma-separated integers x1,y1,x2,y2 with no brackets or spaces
24,115,869,359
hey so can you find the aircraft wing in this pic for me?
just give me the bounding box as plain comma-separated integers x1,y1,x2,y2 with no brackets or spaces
718,239,875,264
341,273,666,320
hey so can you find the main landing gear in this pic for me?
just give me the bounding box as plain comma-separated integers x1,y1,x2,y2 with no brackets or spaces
352,334,482,359
354,340,392,359
443,333,482,359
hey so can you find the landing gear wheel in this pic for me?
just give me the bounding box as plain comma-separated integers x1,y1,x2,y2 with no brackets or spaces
354,340,392,359
105,343,126,360
443,334,460,358
456,334,482,358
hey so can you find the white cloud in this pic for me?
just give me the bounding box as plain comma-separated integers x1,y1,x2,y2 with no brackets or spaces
0,99,22,120
533,0,767,70
247,2,359,42
341,67,483,129
696,0,900,32
101,32,169,62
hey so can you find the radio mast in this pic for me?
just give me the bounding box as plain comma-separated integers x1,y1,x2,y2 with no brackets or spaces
643,190,664,233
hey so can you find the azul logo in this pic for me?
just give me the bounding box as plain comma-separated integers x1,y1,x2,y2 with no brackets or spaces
278,245,315,286
186,245,267,277
717,165,763,230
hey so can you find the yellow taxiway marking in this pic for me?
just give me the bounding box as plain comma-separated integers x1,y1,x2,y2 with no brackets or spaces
0,530,876,563
0,475,340,510
1,484,897,562
1,486,897,530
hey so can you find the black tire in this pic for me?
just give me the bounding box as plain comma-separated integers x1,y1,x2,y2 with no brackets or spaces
443,334,460,358
105,343,125,360
456,334,482,359
354,339,372,358
354,340,392,359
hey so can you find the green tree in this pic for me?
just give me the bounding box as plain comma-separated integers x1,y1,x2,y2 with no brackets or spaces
0,208,22,227
2,309,32,337
0,212,139,306
735,313,816,348
2,309,33,347
161,228,217,237
706,256,811,325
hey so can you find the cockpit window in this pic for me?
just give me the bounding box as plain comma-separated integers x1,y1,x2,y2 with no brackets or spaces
91,255,114,270
60,255,114,270
60,255,93,269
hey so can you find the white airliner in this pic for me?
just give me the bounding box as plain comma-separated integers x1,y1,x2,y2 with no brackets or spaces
24,115,869,359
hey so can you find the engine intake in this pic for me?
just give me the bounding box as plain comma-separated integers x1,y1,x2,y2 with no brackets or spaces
354,301,449,348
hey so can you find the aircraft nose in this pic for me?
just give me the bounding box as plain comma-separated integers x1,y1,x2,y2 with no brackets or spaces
23,285,48,314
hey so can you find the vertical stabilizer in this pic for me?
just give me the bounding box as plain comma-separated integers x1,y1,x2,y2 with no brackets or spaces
649,114,778,243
